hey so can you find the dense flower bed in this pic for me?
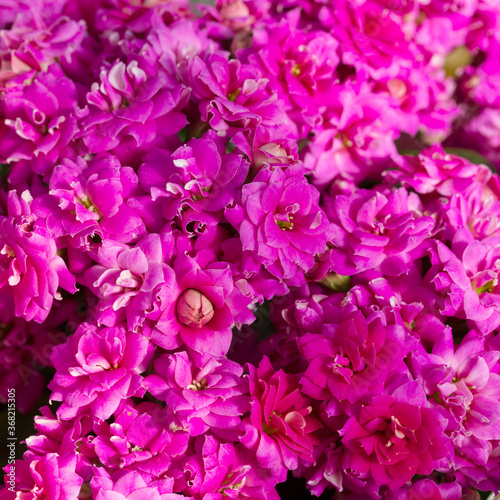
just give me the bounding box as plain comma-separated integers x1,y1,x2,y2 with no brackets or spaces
1,0,500,498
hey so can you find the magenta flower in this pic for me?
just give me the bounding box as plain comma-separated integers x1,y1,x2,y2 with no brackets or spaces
34,153,146,249
78,59,189,154
92,400,190,477
231,126,299,169
303,80,401,187
226,165,330,283
321,187,435,277
0,12,85,85
2,454,83,500
144,351,250,438
241,17,339,136
340,382,451,490
424,228,500,334
152,250,236,356
0,295,79,413
179,435,279,500
48,322,154,420
24,405,93,467
444,172,500,240
178,52,288,135
385,145,491,197
299,309,408,403
91,468,190,500
331,0,415,79
83,233,175,331
240,356,321,482
0,190,77,323
411,329,500,478
137,132,249,222
0,64,79,167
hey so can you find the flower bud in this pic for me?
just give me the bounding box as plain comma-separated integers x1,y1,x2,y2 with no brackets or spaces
176,289,215,329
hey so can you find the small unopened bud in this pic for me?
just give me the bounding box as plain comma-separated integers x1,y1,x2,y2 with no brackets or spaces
176,289,215,328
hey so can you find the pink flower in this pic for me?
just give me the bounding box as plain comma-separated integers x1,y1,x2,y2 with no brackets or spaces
0,12,85,85
411,329,500,481
152,250,236,356
299,309,408,403
48,322,154,420
385,145,490,197
3,453,83,500
178,52,289,135
226,165,330,283
321,187,434,278
241,16,339,136
331,0,416,79
34,153,146,249
0,65,79,167
304,80,401,187
240,356,321,482
91,468,190,500
78,59,189,154
179,435,279,500
144,351,250,438
0,190,77,323
424,228,500,333
340,382,451,490
137,131,249,225
83,233,175,332
91,400,190,477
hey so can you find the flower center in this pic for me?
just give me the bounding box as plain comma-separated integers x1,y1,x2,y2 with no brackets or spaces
186,378,208,391
475,278,497,296
228,88,241,102
76,194,101,217
291,63,301,77
276,214,294,231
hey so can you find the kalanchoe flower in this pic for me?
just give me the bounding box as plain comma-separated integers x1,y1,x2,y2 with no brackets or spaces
0,190,77,323
240,356,321,482
304,80,401,187
178,52,289,136
0,295,78,413
24,405,94,469
424,228,500,334
92,400,190,477
226,164,330,283
240,16,339,136
90,468,190,500
387,477,464,500
299,309,408,404
152,250,236,356
385,145,491,198
78,59,189,154
82,233,175,331
137,131,249,226
340,381,451,491
331,0,416,79
320,187,435,278
145,351,250,438
410,329,500,481
178,435,280,500
48,322,154,420
2,453,83,500
0,12,86,85
442,170,500,240
33,154,146,250
0,64,79,169
231,126,299,170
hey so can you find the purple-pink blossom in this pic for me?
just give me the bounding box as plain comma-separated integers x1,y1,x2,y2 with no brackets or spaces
48,323,154,420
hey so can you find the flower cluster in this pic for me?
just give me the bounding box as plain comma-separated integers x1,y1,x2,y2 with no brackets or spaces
2,0,500,499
